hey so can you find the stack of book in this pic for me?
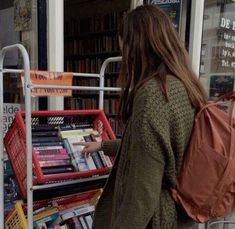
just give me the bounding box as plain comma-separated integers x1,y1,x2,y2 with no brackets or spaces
31,189,102,229
32,126,75,175
31,124,112,176
60,126,112,172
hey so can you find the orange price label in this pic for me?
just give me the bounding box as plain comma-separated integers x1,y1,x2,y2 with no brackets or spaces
21,71,73,96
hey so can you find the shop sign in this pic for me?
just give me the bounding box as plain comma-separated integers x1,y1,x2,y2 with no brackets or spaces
144,0,182,31
3,103,21,134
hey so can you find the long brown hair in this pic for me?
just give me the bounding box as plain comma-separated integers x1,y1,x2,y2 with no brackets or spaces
118,5,207,124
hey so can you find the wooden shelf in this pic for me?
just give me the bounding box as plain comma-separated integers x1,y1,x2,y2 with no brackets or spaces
65,29,118,40
65,51,120,60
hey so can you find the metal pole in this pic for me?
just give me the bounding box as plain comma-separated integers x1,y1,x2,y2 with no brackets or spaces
99,56,122,109
0,46,6,229
0,44,31,228
18,44,33,229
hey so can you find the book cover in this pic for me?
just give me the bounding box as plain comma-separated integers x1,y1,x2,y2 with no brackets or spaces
67,136,89,171
61,205,95,221
63,139,78,171
59,128,94,139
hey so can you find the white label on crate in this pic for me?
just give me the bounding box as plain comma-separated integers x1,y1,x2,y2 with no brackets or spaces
3,103,21,134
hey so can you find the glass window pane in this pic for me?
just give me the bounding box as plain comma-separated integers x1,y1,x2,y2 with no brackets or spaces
200,0,235,102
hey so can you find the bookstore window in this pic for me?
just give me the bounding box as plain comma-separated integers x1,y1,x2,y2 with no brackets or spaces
200,0,235,102
64,0,131,137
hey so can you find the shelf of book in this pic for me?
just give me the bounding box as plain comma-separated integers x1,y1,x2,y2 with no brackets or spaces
4,110,116,199
65,29,118,40
64,0,129,139
5,189,102,229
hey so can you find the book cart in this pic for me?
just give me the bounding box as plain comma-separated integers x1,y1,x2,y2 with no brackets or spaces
0,44,122,228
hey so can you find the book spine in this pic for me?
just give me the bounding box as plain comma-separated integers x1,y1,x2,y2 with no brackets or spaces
104,155,113,168
61,206,95,221
84,214,93,229
33,141,64,147
79,216,88,229
32,136,61,143
72,217,83,229
34,146,63,150
35,148,68,156
91,152,103,169
63,139,78,171
42,166,74,175
97,151,107,167
67,137,89,171
36,154,70,161
39,159,72,167
85,155,97,170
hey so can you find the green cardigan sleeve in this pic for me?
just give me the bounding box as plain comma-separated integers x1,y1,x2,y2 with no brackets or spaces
112,92,169,228
101,139,121,157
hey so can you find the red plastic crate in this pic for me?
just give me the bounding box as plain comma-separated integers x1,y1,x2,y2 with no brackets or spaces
4,110,116,198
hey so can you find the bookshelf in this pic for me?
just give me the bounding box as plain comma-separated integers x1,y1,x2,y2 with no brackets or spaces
64,0,131,136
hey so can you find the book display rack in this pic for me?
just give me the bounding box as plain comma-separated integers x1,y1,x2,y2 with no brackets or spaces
0,44,121,228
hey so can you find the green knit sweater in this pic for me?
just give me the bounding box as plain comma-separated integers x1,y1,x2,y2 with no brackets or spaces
93,77,195,229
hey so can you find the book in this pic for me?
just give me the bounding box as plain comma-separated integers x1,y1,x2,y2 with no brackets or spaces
36,154,70,161
84,214,93,228
33,206,58,222
79,216,88,229
83,135,102,170
71,217,83,229
32,131,58,137
91,152,103,169
61,205,95,221
59,203,90,216
34,146,64,150
59,124,93,131
42,166,74,175
35,148,68,156
97,151,107,167
63,139,78,171
59,128,94,139
32,141,64,147
67,136,89,171
39,159,72,168
32,136,61,143
90,131,112,167
32,125,58,132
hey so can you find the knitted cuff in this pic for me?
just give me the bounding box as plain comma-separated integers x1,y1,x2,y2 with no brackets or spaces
101,140,120,156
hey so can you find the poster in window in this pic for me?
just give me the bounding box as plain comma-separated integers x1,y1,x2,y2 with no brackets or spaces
209,74,234,100
144,0,182,31
14,0,32,31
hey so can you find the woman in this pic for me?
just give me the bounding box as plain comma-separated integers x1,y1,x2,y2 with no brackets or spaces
80,5,207,229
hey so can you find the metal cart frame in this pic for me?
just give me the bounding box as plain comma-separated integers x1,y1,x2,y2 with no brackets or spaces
0,44,121,228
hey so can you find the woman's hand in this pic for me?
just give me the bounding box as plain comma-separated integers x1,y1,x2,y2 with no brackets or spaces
73,141,102,157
